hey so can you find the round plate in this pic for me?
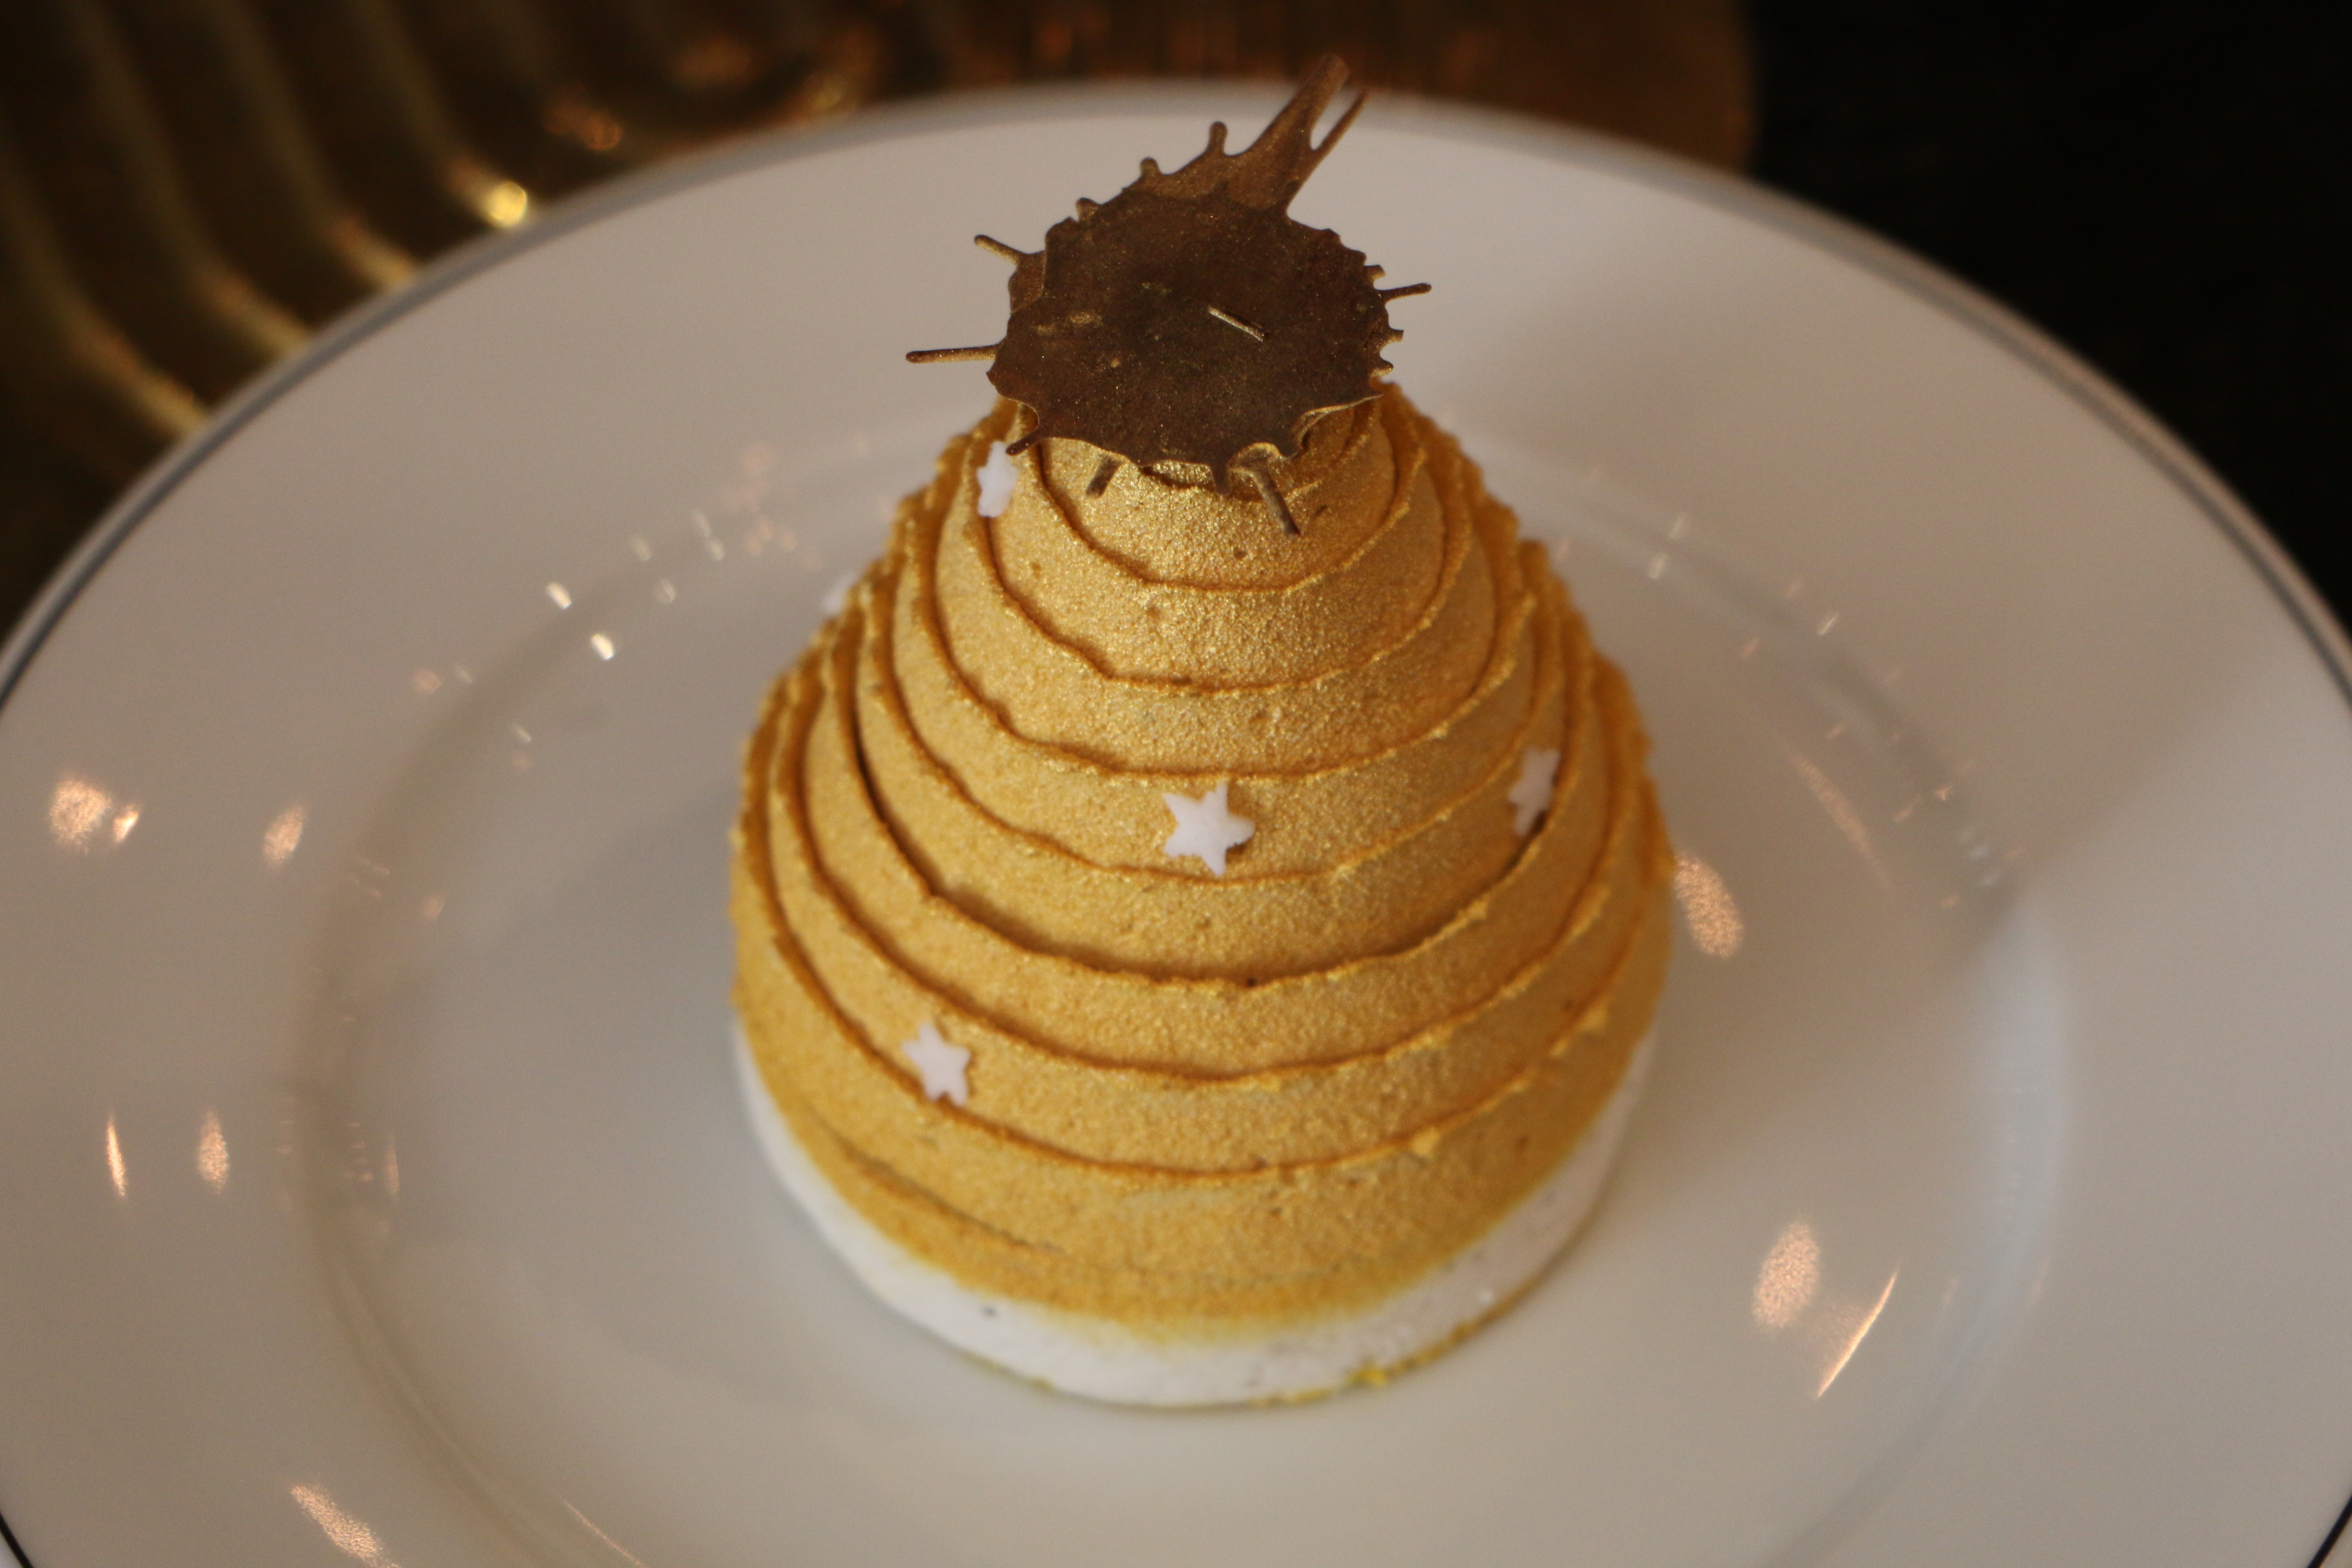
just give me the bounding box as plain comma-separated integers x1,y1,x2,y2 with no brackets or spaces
6,86,2352,1568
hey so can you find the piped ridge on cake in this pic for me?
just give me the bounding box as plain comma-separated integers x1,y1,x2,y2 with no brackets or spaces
731,386,1672,1360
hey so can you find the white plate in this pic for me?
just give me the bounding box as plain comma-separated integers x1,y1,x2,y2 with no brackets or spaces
6,85,2352,1568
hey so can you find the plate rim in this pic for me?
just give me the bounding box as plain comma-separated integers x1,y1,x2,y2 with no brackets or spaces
3,81,2349,1568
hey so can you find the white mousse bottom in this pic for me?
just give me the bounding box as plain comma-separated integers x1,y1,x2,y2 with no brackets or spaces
735,1026,1652,1407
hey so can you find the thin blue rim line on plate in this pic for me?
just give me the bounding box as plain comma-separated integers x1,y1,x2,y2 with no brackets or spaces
0,81,2347,1568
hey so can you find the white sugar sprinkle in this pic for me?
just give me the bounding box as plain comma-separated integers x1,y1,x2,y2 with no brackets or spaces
976,442,1017,518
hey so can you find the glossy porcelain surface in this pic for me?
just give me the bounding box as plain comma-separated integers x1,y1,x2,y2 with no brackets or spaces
4,87,2352,1568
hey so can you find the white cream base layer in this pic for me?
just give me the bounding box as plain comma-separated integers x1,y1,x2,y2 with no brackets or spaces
735,1027,1654,1407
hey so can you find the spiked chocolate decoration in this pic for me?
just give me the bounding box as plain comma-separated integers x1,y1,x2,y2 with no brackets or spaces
907,58,1427,533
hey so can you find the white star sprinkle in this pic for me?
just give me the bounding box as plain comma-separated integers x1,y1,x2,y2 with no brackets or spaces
902,1020,971,1106
1510,747,1561,836
1162,782,1255,876
975,441,1017,518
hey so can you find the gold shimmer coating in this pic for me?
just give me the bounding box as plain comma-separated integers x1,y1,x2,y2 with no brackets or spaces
732,386,1672,1336
735,66,1668,1345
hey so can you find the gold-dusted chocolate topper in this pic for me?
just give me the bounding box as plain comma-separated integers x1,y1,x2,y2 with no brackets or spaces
908,58,1427,533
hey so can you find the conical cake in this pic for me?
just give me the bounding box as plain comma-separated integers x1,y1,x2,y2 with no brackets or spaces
731,64,1672,1406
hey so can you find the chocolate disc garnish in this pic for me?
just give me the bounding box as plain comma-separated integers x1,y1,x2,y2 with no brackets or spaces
908,58,1427,534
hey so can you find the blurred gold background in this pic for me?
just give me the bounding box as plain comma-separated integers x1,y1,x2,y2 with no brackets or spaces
0,0,1749,628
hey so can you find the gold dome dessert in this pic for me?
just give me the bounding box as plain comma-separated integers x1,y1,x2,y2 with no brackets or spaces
732,61,1672,1405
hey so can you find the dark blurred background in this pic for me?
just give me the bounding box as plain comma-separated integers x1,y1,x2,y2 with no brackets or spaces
3,0,2346,638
